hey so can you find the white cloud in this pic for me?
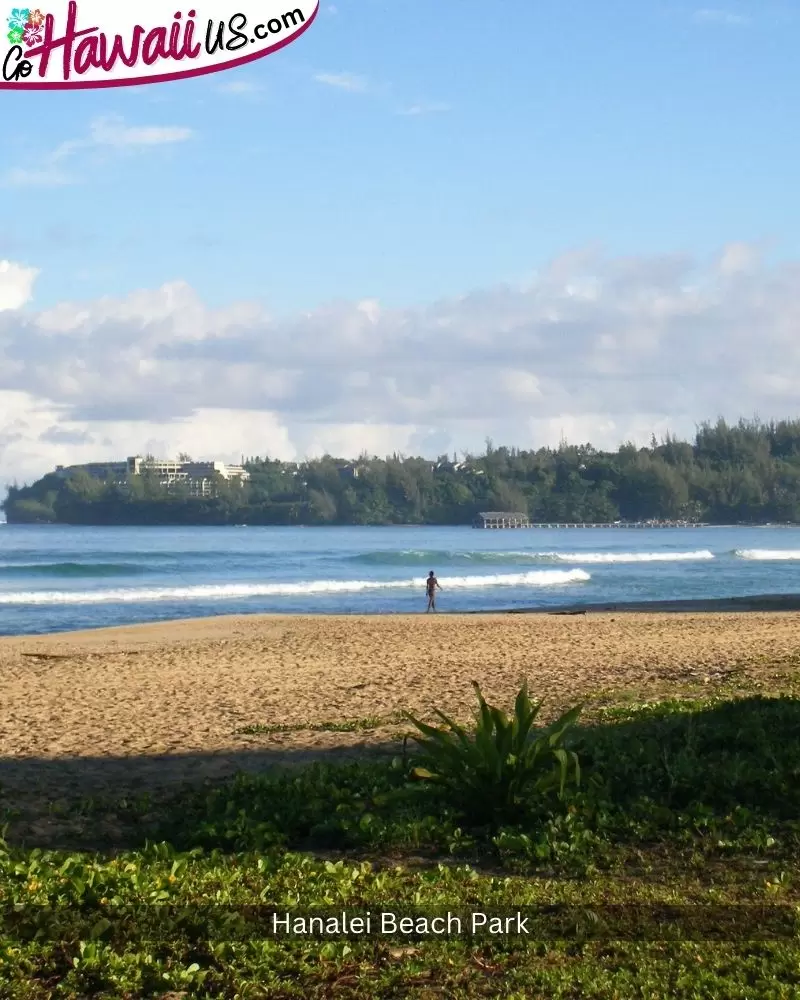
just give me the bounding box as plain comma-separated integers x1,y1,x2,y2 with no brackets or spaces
2,115,193,188
0,393,295,488
0,261,38,311
313,72,369,92
86,116,193,148
217,79,264,98
692,8,750,25
398,102,451,117
2,166,71,188
4,242,800,485
718,241,760,275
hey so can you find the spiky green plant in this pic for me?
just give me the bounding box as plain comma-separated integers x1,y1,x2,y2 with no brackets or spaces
404,681,582,823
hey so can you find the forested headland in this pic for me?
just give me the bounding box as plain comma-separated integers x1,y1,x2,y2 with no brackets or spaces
6,418,800,526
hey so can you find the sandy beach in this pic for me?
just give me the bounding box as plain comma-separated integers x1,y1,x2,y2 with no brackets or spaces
2,607,800,808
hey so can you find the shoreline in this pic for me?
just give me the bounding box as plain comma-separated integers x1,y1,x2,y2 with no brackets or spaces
506,592,800,616
3,591,800,640
4,600,800,806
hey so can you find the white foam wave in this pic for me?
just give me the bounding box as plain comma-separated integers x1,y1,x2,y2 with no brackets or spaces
528,550,715,564
0,569,590,605
735,549,800,561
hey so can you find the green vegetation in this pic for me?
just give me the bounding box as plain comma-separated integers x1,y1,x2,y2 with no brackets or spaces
2,680,800,997
405,682,582,823
9,416,800,524
235,715,393,736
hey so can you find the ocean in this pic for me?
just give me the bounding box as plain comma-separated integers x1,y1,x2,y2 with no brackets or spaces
1,524,800,636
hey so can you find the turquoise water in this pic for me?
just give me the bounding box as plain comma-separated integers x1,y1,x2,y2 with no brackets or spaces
1,524,800,635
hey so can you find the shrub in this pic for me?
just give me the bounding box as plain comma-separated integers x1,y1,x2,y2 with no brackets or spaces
404,681,582,824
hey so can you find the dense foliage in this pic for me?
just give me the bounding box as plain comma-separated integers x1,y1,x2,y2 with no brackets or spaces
8,417,800,525
3,688,800,997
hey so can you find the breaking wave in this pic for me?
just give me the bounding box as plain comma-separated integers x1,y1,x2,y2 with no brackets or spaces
0,569,590,605
734,549,800,561
541,550,715,564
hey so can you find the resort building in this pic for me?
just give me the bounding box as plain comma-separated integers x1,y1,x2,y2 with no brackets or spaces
54,455,250,498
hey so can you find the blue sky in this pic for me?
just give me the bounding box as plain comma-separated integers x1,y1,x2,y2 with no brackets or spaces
2,0,800,483
4,0,798,311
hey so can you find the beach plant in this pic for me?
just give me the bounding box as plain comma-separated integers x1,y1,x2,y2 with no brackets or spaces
403,681,582,824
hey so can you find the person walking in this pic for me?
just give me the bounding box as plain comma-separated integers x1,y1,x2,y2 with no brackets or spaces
426,570,441,612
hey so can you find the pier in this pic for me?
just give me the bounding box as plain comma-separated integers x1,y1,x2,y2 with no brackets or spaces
473,512,531,529
473,511,708,529
526,522,708,529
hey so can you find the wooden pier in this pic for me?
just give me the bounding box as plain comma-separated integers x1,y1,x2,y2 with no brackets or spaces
473,511,708,530
473,512,531,529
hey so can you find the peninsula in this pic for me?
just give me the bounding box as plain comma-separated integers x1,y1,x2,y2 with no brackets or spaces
5,417,800,526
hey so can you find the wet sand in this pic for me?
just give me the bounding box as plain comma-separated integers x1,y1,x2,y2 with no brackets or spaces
506,593,800,615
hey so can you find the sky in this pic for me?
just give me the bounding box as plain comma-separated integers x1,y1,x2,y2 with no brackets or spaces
2,0,800,486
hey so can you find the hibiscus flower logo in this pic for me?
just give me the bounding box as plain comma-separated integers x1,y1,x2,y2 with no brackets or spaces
6,7,47,46
22,19,41,44
6,7,29,31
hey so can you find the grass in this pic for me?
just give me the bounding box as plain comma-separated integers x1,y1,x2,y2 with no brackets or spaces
235,714,399,736
2,673,800,998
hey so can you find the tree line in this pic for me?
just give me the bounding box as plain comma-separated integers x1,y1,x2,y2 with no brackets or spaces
6,418,800,526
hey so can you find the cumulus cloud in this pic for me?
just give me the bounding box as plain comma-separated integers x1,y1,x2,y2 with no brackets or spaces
0,260,38,311
2,242,800,486
0,392,296,489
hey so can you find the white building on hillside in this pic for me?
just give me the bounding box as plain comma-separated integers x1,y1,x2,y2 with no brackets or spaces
54,455,250,497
